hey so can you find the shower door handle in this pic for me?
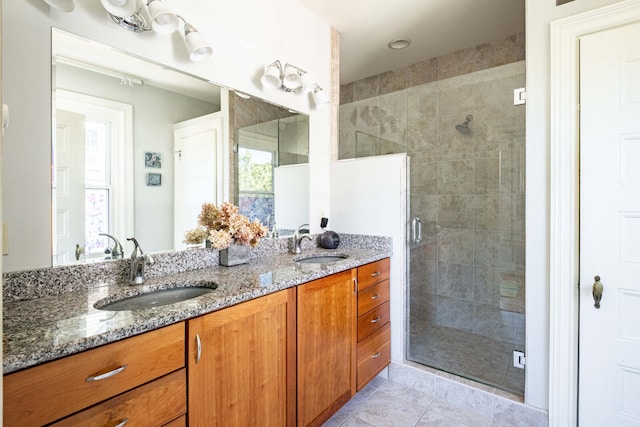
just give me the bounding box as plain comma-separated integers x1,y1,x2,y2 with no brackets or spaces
412,217,423,244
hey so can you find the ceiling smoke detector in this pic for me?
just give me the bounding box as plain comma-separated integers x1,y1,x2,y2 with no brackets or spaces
387,38,411,50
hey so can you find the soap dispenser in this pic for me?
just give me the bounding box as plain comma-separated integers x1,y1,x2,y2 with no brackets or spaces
319,217,340,249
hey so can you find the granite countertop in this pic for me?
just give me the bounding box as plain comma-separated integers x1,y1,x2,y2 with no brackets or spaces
3,246,390,374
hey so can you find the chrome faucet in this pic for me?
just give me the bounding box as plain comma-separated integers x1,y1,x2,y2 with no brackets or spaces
99,233,124,259
127,237,155,285
266,213,278,239
291,223,312,254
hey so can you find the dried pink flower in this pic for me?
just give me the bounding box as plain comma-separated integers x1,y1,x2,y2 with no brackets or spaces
184,202,268,249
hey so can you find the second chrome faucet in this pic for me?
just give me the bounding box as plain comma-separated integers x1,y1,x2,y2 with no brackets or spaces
127,237,155,285
291,224,312,254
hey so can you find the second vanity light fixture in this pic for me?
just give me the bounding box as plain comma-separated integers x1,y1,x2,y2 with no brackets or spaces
261,60,329,107
99,0,213,61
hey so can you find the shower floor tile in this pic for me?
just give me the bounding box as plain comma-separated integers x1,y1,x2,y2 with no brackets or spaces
407,312,525,394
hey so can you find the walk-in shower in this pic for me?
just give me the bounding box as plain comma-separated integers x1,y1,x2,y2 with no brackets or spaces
339,60,526,395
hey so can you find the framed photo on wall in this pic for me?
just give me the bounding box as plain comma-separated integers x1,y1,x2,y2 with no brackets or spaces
144,151,162,168
146,173,162,186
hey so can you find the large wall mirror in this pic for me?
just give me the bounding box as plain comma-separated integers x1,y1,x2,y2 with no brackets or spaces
6,28,309,271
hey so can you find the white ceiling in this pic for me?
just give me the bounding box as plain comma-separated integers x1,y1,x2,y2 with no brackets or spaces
296,0,525,84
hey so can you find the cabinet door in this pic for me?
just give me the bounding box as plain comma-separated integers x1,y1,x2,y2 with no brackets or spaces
187,288,296,427
297,269,357,427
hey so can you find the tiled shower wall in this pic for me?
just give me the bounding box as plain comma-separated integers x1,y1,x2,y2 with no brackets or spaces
340,33,525,105
339,34,526,393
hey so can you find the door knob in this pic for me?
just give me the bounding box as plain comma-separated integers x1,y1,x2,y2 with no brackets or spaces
592,275,603,309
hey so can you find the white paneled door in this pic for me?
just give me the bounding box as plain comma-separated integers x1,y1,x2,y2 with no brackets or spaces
579,21,640,426
53,109,86,265
173,112,224,249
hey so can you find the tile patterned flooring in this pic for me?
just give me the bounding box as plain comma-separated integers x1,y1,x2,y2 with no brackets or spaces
407,322,525,395
407,299,526,395
323,363,547,427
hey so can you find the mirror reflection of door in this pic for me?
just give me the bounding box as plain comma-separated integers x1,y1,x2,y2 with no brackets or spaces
53,110,86,265
173,112,225,249
53,90,133,265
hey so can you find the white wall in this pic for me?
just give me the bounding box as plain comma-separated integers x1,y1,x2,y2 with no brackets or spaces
2,0,331,272
525,0,626,411
330,154,407,363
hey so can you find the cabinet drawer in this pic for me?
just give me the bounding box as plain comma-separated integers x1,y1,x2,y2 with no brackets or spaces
51,369,186,427
356,323,391,391
357,279,390,316
357,258,390,291
357,300,390,342
4,322,185,427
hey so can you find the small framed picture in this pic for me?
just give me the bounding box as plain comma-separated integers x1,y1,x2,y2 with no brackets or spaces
146,173,162,186
144,151,162,168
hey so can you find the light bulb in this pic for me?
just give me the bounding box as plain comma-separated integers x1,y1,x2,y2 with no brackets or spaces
261,62,282,89
148,0,179,34
100,0,138,17
184,24,213,61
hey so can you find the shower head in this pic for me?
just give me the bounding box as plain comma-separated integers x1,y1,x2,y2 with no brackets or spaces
455,114,473,134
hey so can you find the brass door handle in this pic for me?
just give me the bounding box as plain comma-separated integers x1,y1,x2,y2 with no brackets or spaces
593,275,603,309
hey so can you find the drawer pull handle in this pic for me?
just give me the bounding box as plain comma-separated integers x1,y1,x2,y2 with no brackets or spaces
371,317,381,323
371,271,381,277
371,352,381,359
85,364,127,382
114,418,129,427
371,294,381,300
196,333,202,363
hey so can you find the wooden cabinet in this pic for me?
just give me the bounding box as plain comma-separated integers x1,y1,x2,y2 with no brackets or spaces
3,322,185,427
50,369,187,427
356,258,391,391
187,288,296,427
3,257,390,426
297,269,357,427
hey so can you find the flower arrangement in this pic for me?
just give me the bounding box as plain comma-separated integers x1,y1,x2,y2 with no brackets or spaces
184,202,268,250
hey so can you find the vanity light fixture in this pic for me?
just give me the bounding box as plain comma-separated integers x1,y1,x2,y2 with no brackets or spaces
181,18,214,62
100,0,137,17
261,60,315,94
312,85,330,106
261,60,327,108
99,0,213,62
147,0,179,33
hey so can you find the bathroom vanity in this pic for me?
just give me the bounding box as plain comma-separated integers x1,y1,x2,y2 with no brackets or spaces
3,239,392,426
